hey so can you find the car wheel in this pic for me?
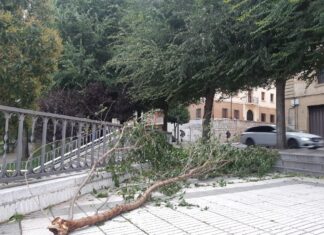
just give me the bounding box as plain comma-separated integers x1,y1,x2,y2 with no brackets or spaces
246,138,255,147
309,146,318,150
287,139,299,149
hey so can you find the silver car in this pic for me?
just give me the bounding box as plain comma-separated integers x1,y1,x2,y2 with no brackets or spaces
240,125,324,149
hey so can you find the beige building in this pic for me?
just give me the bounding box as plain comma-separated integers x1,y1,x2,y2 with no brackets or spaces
285,70,324,137
189,87,276,123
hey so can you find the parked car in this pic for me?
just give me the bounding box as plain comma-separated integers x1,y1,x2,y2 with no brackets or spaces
240,125,324,149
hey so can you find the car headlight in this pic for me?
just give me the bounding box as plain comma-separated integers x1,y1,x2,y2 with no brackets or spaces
301,137,310,141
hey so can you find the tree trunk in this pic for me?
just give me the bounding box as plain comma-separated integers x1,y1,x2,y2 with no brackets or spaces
276,79,287,149
136,109,142,123
162,105,168,132
173,123,176,142
202,88,215,140
48,160,229,235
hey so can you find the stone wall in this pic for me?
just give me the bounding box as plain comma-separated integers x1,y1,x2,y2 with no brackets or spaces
0,171,126,223
169,119,268,143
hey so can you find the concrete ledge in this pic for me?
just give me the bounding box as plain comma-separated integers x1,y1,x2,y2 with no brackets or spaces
276,150,324,176
0,171,120,223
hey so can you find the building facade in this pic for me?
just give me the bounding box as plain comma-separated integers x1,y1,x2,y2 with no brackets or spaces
285,70,324,137
188,87,276,123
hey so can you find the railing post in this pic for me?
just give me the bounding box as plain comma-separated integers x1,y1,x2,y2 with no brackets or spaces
16,113,25,175
28,116,38,173
102,125,108,156
60,120,67,169
40,117,49,173
91,124,96,166
84,123,90,166
68,122,75,167
30,117,38,144
1,113,11,177
52,119,58,169
77,122,83,167
97,126,102,163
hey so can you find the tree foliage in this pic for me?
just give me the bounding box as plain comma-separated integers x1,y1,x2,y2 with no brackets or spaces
227,0,324,148
1,0,323,147
38,0,139,123
109,0,198,130
39,82,135,123
54,0,125,88
110,0,253,137
0,0,62,108
167,104,190,124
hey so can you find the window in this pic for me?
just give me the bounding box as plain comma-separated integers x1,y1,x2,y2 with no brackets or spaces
261,113,266,122
246,127,260,132
270,114,275,123
248,90,253,103
246,126,275,133
222,108,228,118
196,108,202,119
261,92,265,101
247,110,254,121
270,93,274,103
234,110,240,119
318,69,324,84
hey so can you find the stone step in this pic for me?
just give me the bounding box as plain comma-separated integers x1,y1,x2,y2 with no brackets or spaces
275,165,324,177
0,171,125,223
276,151,324,176
279,154,324,164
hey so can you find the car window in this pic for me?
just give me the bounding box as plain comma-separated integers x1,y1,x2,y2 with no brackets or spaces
245,127,259,132
262,126,275,132
246,126,275,133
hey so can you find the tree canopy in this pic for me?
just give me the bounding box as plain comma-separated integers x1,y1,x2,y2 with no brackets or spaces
228,0,324,148
38,0,139,123
1,0,323,147
0,0,62,108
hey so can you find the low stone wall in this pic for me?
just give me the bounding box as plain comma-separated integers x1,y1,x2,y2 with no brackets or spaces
0,171,122,223
275,150,324,176
169,119,267,143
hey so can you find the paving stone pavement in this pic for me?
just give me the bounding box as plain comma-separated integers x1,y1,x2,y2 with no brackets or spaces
1,177,324,235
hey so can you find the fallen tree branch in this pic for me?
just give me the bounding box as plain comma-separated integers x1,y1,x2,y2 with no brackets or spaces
48,159,229,235
68,127,126,219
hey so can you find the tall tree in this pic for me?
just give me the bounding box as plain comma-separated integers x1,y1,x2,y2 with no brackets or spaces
0,0,62,158
111,0,244,136
40,0,138,123
169,0,246,139
229,0,324,148
0,0,62,108
54,0,125,88
110,0,196,131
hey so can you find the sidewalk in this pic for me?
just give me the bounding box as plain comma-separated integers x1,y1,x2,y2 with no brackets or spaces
1,177,324,235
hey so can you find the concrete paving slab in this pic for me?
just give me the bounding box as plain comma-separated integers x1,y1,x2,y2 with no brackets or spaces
2,177,324,235
0,222,20,235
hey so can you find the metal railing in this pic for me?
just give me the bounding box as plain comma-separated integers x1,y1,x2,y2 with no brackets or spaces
0,105,121,183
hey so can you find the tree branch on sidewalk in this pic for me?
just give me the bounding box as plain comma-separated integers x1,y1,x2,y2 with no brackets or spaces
46,124,278,235
48,159,229,235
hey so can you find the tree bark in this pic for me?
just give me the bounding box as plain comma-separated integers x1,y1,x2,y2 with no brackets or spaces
162,104,168,132
136,109,142,123
276,79,287,149
202,88,215,140
48,160,229,235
